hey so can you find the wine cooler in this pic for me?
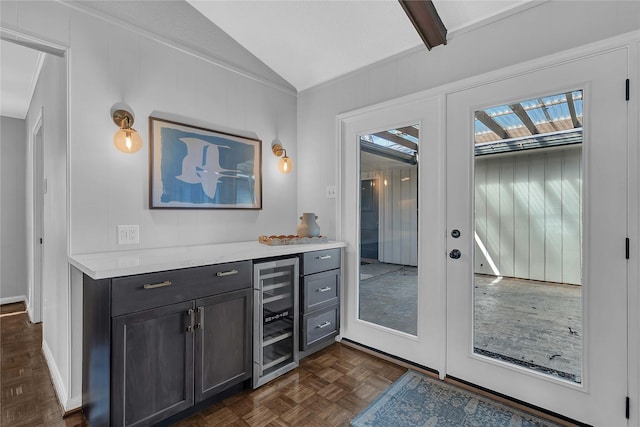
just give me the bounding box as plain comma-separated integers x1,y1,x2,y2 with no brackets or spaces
253,257,299,388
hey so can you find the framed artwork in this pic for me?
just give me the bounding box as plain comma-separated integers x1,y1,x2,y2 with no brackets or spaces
149,117,262,209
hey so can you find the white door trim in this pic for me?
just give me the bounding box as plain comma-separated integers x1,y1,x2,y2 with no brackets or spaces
29,109,44,324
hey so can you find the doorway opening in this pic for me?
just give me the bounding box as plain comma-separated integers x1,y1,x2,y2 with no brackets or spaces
358,125,419,335
473,90,583,383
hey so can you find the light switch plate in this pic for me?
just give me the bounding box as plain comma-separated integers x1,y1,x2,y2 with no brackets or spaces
117,225,139,245
326,185,336,199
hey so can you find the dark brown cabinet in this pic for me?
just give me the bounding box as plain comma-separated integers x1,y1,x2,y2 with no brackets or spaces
83,261,252,427
112,301,195,427
195,289,252,401
299,248,341,353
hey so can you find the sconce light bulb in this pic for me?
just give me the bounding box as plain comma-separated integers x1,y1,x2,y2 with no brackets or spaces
114,128,143,153
278,155,293,174
125,131,132,151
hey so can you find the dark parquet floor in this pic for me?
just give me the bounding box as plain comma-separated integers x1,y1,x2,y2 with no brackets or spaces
0,302,86,427
0,302,405,426
1,302,572,427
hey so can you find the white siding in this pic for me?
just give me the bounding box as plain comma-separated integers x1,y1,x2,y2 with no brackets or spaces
474,148,582,284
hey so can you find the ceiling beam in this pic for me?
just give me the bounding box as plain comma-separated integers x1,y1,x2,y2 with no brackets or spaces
509,103,539,135
475,111,508,140
565,92,581,128
398,0,447,50
372,131,418,152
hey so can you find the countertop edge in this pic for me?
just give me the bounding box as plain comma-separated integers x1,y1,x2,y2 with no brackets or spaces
69,240,347,280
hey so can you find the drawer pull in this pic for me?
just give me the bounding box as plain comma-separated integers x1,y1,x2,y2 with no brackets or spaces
317,255,332,260
143,280,172,290
316,321,331,329
317,287,332,293
216,269,238,277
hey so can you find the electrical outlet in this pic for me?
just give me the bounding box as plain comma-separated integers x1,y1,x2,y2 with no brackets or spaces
326,185,337,199
117,225,139,245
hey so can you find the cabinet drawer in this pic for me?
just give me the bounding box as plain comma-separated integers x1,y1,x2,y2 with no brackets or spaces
301,248,341,275
112,261,251,316
302,269,339,313
301,306,339,350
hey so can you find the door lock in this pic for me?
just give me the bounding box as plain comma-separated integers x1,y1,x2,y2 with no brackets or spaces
449,249,461,259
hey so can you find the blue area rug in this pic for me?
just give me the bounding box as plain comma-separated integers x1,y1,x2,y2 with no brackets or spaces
351,370,562,426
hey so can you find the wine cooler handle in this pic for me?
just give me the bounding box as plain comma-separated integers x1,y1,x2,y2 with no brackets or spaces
143,280,172,290
316,321,331,329
216,269,239,277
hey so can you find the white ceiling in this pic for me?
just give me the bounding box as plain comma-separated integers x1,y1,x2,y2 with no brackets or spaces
0,0,541,118
187,0,539,91
1,39,45,119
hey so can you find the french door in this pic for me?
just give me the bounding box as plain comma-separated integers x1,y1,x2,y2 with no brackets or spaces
446,48,629,425
340,97,446,370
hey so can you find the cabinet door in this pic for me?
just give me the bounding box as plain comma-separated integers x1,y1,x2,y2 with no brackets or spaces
195,288,252,402
112,301,195,427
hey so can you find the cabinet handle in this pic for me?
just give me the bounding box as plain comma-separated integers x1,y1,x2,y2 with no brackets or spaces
317,287,332,293
216,269,238,277
316,321,331,329
186,308,195,333
143,280,172,290
196,306,204,329
317,255,332,260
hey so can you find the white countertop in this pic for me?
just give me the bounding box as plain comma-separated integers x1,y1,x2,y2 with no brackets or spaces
69,240,347,280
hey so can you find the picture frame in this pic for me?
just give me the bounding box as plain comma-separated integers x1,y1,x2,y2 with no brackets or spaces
149,117,262,209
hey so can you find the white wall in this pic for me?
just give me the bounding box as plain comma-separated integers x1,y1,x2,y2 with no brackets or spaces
2,0,298,410
24,51,70,405
67,11,297,254
298,1,640,238
0,116,27,303
474,147,581,285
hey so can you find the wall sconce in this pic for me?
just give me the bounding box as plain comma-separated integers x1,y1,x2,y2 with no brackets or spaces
271,140,293,174
110,103,142,153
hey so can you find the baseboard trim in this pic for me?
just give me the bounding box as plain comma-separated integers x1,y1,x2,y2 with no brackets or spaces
0,295,26,305
65,395,82,413
42,339,70,412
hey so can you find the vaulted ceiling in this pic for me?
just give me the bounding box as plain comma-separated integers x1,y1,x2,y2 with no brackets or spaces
188,0,540,91
1,0,542,118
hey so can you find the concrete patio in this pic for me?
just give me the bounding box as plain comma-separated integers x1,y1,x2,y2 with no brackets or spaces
359,263,582,383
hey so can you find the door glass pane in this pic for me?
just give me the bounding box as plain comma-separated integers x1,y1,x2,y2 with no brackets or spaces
473,91,583,383
358,125,419,335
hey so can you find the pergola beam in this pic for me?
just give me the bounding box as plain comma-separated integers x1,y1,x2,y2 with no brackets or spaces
372,131,418,152
565,92,581,128
475,111,508,139
509,103,539,135
396,126,419,139
398,0,447,50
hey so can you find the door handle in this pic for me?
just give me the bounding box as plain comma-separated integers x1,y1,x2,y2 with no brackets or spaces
195,306,204,329
449,249,461,259
186,308,195,332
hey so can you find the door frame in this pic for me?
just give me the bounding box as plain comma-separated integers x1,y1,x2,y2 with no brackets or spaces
335,30,640,424
29,110,44,324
